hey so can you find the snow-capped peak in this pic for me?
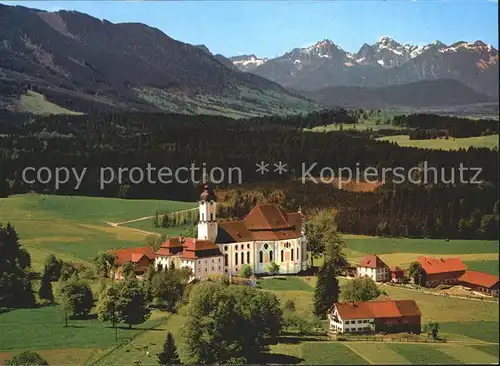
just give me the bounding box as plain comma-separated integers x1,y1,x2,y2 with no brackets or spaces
378,35,392,42
230,54,268,71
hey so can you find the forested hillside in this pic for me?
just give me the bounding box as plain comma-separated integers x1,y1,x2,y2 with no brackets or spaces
0,110,497,239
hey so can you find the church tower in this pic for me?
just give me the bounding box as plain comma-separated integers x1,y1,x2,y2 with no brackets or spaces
197,184,218,242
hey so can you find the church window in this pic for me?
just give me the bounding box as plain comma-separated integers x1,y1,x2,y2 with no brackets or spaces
297,249,299,260
247,251,250,263
264,243,268,250
235,253,238,265
224,254,228,266
210,213,214,221
224,246,228,252
291,249,294,261
241,252,244,264
269,250,273,262
281,250,284,262
259,251,263,263
202,213,205,221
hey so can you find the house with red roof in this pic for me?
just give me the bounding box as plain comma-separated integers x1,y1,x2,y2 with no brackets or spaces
328,299,421,334
390,266,406,283
111,246,156,279
155,236,224,280
417,256,467,287
458,270,499,297
356,254,390,282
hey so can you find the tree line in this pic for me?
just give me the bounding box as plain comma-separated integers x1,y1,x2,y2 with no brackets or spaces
393,113,498,138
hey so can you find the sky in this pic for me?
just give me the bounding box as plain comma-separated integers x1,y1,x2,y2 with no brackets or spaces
1,1,498,58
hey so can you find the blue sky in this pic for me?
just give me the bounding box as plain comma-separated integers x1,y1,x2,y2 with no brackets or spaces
2,1,498,58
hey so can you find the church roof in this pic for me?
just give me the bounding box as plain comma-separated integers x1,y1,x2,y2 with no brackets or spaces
156,237,222,259
217,204,303,243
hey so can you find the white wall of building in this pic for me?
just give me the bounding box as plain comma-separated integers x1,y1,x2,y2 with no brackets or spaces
328,307,375,333
357,266,389,282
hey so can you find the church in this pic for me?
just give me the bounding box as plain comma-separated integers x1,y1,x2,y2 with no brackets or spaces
155,185,308,279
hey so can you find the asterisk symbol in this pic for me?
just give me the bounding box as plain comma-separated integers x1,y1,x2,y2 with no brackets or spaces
256,161,270,175
273,161,288,174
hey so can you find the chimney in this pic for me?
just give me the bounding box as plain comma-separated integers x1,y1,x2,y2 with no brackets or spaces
179,236,184,243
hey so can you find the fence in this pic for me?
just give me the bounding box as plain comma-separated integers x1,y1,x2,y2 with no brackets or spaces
330,333,445,343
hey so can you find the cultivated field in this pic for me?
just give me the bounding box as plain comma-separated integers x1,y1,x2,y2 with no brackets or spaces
377,134,499,151
0,194,498,364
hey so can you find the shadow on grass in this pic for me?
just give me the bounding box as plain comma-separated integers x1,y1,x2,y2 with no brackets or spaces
278,336,329,344
255,353,304,364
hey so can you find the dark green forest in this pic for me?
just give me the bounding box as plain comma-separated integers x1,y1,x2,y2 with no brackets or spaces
0,110,498,239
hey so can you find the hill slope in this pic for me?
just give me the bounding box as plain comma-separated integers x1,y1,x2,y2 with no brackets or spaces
303,79,494,109
0,4,317,116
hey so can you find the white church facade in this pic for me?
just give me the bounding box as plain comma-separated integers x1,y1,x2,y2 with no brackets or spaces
155,185,308,279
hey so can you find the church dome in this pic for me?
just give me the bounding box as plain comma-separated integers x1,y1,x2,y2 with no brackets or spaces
200,184,216,202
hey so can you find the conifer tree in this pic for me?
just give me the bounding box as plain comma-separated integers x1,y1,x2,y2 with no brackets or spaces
38,265,54,303
313,261,339,319
157,332,181,365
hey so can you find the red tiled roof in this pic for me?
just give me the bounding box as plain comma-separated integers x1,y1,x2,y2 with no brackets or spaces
458,270,499,289
218,204,303,243
333,300,421,319
358,254,388,269
156,237,222,260
390,266,404,272
418,256,467,275
111,246,155,266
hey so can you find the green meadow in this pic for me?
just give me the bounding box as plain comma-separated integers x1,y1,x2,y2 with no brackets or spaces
377,134,499,151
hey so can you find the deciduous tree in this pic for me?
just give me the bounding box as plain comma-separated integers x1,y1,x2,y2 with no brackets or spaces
341,276,381,302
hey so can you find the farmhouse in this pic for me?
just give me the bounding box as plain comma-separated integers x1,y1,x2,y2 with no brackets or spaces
156,185,308,277
418,256,467,287
111,246,156,279
357,254,390,282
458,270,499,297
328,299,421,334
390,266,406,283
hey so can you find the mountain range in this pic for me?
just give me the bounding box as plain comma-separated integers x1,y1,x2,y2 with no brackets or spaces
0,4,316,117
230,37,499,99
0,4,497,117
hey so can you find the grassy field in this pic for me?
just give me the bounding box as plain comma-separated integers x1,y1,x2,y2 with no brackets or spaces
15,90,82,115
340,235,499,269
0,307,167,365
377,134,499,151
386,344,459,364
0,194,195,267
463,260,499,275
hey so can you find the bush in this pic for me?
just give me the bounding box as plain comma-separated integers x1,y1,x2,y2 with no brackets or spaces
239,264,253,278
283,299,295,312
6,351,48,365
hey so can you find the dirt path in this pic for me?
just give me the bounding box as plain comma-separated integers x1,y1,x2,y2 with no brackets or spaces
103,207,197,237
